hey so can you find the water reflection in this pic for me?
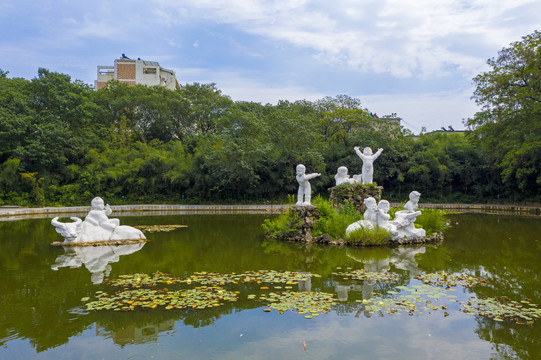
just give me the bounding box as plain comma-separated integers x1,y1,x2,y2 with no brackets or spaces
346,245,428,276
51,244,145,284
97,319,176,346
0,214,540,359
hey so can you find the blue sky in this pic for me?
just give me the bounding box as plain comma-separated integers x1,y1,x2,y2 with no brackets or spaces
1,0,539,133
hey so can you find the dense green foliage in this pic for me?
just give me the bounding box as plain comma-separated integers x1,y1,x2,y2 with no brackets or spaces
1,30,540,207
415,208,451,235
312,197,361,239
467,30,541,198
261,208,301,237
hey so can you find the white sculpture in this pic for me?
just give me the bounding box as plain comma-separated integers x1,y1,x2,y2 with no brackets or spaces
51,197,146,243
345,197,378,234
295,164,320,206
375,200,398,237
354,146,383,184
345,192,426,240
391,191,426,238
335,166,356,186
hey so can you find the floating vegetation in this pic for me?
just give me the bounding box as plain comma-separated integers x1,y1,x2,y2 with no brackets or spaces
134,225,187,233
104,270,315,288
459,297,541,324
361,283,460,317
51,239,147,247
415,272,488,288
81,269,541,326
333,269,401,283
183,270,315,286
104,272,183,288
262,291,337,317
84,286,238,312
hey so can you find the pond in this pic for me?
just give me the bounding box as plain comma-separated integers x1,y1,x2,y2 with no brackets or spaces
0,212,540,359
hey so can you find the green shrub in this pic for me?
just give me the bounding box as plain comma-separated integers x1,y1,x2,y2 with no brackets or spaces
312,194,335,218
261,207,301,238
344,226,393,245
415,208,451,235
313,197,361,239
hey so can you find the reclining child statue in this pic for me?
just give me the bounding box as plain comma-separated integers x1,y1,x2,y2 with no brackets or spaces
51,197,146,243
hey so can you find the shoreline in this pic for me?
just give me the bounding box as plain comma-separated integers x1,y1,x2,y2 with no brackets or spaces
0,202,539,221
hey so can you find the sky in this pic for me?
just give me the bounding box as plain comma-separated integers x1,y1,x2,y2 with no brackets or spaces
1,0,539,133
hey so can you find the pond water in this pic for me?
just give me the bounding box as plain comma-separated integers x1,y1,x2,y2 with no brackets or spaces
0,212,540,359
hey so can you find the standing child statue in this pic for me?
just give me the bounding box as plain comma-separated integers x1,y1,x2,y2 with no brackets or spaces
295,164,321,206
354,146,383,184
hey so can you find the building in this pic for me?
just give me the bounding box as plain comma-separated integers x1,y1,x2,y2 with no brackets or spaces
95,55,180,90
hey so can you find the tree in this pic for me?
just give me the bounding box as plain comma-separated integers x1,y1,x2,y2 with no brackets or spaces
467,31,541,197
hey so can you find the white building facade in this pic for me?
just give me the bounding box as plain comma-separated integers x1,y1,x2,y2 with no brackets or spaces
95,57,180,90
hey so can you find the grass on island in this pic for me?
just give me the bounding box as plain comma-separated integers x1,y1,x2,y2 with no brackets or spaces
344,226,393,245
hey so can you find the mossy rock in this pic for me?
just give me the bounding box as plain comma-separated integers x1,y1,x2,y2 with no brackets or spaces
328,183,383,213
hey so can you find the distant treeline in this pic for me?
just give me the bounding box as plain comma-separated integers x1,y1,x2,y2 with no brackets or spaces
0,66,539,206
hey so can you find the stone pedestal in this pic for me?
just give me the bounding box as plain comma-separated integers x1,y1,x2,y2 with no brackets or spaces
289,205,319,242
328,183,383,213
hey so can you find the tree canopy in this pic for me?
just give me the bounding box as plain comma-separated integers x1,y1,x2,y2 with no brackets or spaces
1,37,540,207
467,30,541,196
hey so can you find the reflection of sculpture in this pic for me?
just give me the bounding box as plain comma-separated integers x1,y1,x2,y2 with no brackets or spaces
51,197,146,242
295,164,320,206
391,246,426,277
391,191,426,238
353,146,383,184
52,243,145,284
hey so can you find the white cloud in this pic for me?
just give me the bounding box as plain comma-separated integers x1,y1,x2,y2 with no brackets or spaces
149,0,541,79
361,90,480,132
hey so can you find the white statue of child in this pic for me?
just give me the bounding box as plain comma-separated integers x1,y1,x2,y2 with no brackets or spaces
391,191,426,238
335,166,356,186
345,197,378,234
354,146,383,184
376,200,398,237
295,164,321,206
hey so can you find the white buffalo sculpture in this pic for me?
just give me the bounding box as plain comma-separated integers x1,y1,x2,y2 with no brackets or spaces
51,197,146,243
51,216,83,241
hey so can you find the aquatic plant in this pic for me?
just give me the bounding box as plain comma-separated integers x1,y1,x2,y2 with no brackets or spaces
261,291,337,318
134,225,188,233
333,268,401,282
460,297,541,324
415,272,487,287
81,270,541,326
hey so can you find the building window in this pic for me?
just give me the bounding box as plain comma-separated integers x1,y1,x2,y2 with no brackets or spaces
143,68,157,74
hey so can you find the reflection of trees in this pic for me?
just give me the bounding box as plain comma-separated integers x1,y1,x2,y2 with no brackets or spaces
432,214,541,359
0,219,97,352
2,214,541,358
474,317,541,360
261,239,358,275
